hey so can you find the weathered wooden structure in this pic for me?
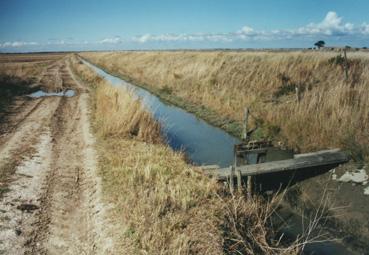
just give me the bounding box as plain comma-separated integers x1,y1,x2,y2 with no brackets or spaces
202,108,350,194
204,148,349,190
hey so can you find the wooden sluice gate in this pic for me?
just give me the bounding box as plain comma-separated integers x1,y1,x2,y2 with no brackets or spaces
201,108,350,194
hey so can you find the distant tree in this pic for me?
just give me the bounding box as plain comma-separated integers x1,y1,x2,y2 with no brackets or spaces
314,40,325,49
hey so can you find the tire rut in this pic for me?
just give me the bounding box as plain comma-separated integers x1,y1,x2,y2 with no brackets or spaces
26,58,113,254
1,56,112,255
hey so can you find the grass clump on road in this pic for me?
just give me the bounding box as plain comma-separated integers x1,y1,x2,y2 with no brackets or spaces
71,56,302,255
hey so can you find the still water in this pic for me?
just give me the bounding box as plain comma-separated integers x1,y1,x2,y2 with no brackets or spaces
82,59,240,168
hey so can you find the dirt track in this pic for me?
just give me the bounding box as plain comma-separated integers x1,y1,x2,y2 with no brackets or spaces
0,56,112,254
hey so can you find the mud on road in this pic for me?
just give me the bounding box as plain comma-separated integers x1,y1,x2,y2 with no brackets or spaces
0,56,113,254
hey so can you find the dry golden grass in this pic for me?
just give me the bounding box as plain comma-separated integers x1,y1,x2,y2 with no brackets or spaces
0,52,65,78
0,52,66,63
80,51,369,159
0,56,48,120
70,55,305,255
0,60,44,78
94,84,162,143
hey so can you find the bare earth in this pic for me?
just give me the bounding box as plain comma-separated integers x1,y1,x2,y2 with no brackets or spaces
0,56,113,254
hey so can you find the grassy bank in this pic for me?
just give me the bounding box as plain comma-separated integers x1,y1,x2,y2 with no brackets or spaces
80,51,369,160
70,55,306,254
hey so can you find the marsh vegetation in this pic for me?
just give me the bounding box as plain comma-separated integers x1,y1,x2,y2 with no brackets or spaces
81,51,369,161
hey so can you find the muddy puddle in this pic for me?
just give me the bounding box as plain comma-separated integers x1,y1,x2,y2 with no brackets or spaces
81,59,360,255
28,89,75,98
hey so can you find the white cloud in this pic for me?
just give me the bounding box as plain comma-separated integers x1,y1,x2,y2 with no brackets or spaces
0,41,38,48
361,23,369,35
51,40,65,45
47,38,92,46
133,33,234,43
129,11,369,44
133,33,208,43
205,34,232,42
99,36,122,44
135,34,153,43
295,11,354,36
132,27,256,44
238,26,254,35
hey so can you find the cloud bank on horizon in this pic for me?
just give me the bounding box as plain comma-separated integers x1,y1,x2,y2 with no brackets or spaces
1,11,369,52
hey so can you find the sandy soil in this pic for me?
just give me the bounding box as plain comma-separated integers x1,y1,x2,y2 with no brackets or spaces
0,56,113,254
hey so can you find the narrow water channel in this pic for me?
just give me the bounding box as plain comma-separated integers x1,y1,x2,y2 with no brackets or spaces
81,59,356,255
82,59,240,168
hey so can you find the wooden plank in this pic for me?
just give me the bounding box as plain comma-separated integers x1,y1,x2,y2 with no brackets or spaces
293,148,340,158
239,150,348,176
203,149,349,180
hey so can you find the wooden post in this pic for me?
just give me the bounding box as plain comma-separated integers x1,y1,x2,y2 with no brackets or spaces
236,169,242,192
242,108,249,140
295,85,300,102
229,166,234,193
115,92,119,110
343,48,349,81
247,175,253,199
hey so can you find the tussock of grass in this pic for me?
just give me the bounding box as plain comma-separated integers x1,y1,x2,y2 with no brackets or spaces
80,51,369,159
71,55,303,255
98,138,225,254
94,84,162,143
71,56,161,143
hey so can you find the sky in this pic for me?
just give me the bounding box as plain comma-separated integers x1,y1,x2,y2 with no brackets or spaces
1,0,369,52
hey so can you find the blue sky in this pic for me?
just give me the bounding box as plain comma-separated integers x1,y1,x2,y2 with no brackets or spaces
1,0,369,52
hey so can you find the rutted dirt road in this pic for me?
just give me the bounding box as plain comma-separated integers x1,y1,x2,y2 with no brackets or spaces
0,56,112,254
